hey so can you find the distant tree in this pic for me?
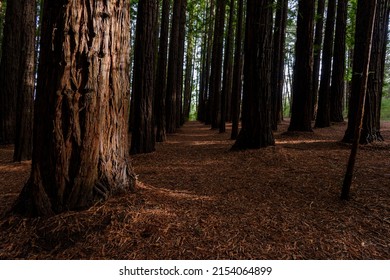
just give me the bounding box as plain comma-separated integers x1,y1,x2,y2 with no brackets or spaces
13,0,135,216
231,0,244,140
209,0,226,129
330,0,349,123
232,0,275,150
13,0,36,161
131,0,158,154
220,0,235,133
288,0,315,132
271,0,288,130
155,0,170,142
315,0,336,128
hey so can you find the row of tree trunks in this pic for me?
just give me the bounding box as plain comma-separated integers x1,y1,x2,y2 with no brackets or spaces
13,0,135,216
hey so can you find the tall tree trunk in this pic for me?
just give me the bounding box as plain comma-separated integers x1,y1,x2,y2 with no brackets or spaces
184,32,195,122
13,0,135,217
209,0,226,129
13,0,36,162
311,0,326,120
220,0,235,133
155,0,170,142
288,0,315,132
361,0,389,143
343,0,379,143
177,0,187,127
315,0,337,128
330,0,348,123
232,0,274,150
231,0,244,140
0,0,23,144
131,0,158,154
271,0,288,130
166,0,182,133
204,0,215,125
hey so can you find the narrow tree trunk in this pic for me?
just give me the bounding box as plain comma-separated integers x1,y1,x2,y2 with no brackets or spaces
155,0,170,142
311,0,326,120
315,0,336,128
176,0,187,127
330,0,348,123
166,0,182,133
232,0,274,150
204,0,215,125
288,0,315,132
231,0,244,140
341,0,377,200
220,0,235,133
184,33,195,123
131,0,158,154
271,0,288,130
13,0,36,162
209,0,226,129
13,0,135,216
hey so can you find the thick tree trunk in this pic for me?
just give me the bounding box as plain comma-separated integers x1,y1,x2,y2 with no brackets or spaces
315,0,336,128
311,0,325,120
209,0,226,129
13,0,36,162
13,0,135,216
288,0,315,132
130,0,158,154
155,0,170,142
231,0,244,140
0,0,23,144
330,0,348,123
232,0,274,150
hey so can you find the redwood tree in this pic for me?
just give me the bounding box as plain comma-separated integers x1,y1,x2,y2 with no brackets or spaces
330,0,348,123
13,0,135,216
155,0,170,142
13,0,36,162
230,0,244,140
315,0,336,128
0,0,23,144
131,0,158,154
288,0,315,132
232,0,275,150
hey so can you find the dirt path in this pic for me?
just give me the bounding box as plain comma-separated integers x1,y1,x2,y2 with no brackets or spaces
1,121,389,259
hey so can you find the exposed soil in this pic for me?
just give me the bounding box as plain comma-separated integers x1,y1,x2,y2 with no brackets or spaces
1,120,389,259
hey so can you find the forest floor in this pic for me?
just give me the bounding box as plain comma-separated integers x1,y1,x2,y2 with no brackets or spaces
0,120,390,259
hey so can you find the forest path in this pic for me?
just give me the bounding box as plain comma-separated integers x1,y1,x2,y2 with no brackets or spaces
1,121,390,259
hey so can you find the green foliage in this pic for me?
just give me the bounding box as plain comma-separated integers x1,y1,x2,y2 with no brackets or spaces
381,98,390,121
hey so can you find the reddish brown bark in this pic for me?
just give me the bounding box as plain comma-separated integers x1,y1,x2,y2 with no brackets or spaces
13,0,135,216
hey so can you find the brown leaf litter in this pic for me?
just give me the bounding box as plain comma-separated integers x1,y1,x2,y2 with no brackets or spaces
0,120,389,259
